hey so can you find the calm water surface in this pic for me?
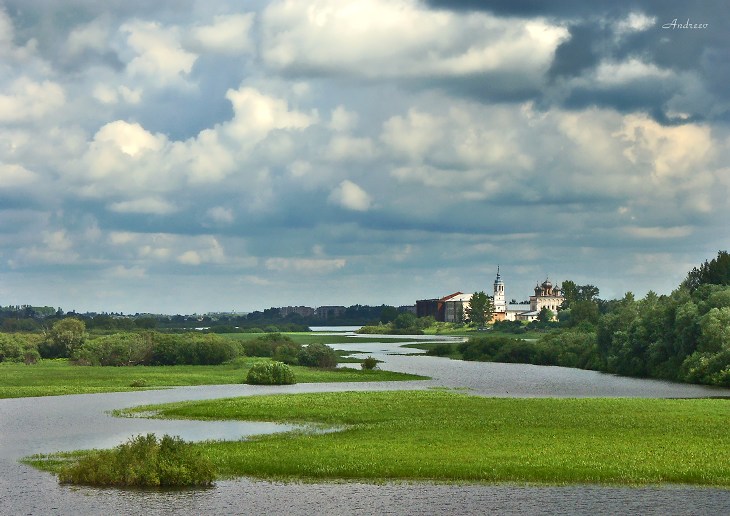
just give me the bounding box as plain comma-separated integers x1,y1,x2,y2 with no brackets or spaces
2,335,730,515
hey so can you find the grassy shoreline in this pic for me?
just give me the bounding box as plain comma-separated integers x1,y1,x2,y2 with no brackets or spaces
29,391,730,487
0,359,426,399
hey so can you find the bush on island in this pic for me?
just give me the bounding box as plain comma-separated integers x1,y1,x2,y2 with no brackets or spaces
58,433,216,487
246,361,296,385
298,343,338,368
360,356,378,370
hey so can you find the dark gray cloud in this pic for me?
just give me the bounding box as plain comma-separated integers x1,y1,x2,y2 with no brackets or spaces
425,0,730,124
547,24,600,79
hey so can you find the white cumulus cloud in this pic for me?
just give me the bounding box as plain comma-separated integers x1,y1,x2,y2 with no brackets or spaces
328,180,373,211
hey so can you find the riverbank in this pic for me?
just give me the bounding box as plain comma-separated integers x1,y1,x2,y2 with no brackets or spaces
32,391,730,486
0,358,426,399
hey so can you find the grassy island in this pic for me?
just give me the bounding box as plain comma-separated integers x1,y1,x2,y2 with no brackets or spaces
0,359,425,399
29,391,730,487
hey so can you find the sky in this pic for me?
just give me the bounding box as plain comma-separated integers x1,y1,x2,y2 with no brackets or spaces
0,0,728,314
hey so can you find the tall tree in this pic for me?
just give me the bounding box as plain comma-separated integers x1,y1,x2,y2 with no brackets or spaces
683,250,730,292
538,307,555,323
48,318,86,357
466,291,493,328
560,280,600,310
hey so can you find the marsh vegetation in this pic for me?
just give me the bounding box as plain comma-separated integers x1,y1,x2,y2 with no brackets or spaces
32,391,730,486
0,358,425,399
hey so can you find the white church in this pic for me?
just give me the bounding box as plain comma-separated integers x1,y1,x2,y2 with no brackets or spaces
437,268,564,323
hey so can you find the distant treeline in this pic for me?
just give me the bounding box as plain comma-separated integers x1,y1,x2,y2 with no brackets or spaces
0,304,404,333
428,251,730,388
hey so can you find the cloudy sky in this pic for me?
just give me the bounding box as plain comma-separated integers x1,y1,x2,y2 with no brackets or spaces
1,0,728,314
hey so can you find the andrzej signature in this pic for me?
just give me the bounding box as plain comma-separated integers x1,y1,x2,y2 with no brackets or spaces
662,19,709,29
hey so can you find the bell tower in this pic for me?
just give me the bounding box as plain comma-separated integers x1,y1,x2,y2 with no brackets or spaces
493,266,506,313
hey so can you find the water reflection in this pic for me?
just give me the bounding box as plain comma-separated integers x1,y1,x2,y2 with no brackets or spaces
2,336,730,515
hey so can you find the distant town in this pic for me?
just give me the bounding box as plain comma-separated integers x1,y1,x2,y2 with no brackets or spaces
1,269,565,330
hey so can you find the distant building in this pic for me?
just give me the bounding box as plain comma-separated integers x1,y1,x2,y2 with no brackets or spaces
525,279,563,321
417,268,564,323
442,293,472,322
315,305,346,319
417,292,464,322
492,267,508,321
279,306,316,318
398,305,417,314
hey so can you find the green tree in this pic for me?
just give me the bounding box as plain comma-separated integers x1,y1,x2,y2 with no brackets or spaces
466,291,493,328
683,250,730,292
379,306,399,324
538,307,555,323
560,280,600,310
560,280,580,309
698,307,730,353
392,312,418,330
47,318,86,358
570,300,601,327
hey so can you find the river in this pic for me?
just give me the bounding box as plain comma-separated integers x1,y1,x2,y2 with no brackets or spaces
1,335,729,515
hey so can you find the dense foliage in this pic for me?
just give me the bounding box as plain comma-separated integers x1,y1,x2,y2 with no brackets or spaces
2,322,344,371
58,433,216,487
0,333,42,363
245,361,296,385
446,251,730,387
683,250,730,292
240,333,338,367
297,342,338,368
72,332,241,366
596,284,730,385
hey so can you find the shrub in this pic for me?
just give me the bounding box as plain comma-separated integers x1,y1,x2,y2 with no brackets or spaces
243,333,297,358
149,333,182,365
129,379,149,388
298,343,338,368
458,336,537,362
426,343,455,357
71,332,241,367
681,349,730,387
0,333,42,363
272,342,302,365
72,333,150,366
246,361,296,385
361,356,378,370
58,433,216,487
178,334,240,365
492,340,539,363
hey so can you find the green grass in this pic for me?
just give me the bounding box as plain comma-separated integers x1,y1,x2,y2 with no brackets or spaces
94,391,730,486
0,359,426,399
